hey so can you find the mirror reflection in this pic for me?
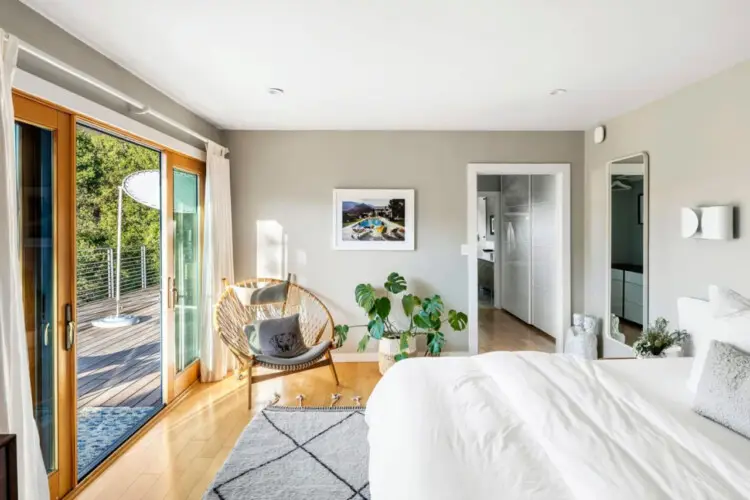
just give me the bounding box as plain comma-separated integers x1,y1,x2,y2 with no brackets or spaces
608,153,647,346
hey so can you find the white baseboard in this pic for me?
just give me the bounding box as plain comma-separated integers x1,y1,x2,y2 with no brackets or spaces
332,351,471,362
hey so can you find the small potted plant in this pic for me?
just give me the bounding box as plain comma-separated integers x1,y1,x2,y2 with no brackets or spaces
632,317,688,358
333,272,468,374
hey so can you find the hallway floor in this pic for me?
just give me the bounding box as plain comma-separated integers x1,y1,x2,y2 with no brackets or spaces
478,307,556,354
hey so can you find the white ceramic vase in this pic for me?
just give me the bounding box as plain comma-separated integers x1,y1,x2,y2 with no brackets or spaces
378,337,416,375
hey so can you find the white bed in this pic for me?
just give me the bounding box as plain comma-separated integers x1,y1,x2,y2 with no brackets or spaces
366,335,750,499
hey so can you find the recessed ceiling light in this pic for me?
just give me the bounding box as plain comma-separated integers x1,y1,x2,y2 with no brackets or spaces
268,87,284,96
549,88,567,96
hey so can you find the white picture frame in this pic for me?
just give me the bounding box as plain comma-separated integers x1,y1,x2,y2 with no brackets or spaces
333,189,415,251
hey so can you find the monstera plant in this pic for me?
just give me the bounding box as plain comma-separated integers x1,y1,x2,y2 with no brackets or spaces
334,272,468,372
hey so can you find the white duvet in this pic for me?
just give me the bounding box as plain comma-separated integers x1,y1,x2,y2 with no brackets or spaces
365,352,750,500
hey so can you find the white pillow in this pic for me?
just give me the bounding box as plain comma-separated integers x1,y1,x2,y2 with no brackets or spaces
687,286,750,393
231,285,257,306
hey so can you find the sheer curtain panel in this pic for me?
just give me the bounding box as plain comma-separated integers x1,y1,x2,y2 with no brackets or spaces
0,30,50,500
199,141,237,381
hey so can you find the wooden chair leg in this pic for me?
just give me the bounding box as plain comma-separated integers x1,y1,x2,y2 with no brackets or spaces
326,350,340,386
247,362,254,410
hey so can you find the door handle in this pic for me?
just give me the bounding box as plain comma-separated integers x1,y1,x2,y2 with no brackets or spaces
64,303,75,351
172,283,179,307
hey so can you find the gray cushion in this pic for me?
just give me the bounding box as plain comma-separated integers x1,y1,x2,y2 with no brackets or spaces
693,340,750,439
244,313,307,358
250,281,290,305
254,340,331,367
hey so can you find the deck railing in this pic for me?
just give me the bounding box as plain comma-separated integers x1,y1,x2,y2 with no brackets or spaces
77,246,160,304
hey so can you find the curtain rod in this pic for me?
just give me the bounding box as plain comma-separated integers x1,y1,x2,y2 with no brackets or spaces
16,39,226,151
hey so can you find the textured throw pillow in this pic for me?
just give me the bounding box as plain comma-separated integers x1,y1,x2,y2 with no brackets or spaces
687,286,750,393
250,281,290,305
693,340,750,439
244,314,307,358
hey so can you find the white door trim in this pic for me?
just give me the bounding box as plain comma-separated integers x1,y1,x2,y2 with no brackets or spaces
466,163,571,356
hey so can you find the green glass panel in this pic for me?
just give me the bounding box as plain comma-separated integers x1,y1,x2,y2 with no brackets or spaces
174,170,200,371
16,121,56,473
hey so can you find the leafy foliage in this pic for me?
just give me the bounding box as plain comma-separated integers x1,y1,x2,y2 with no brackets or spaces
334,272,468,363
401,294,420,317
76,126,162,301
355,284,376,312
384,272,407,294
333,325,349,348
633,317,688,357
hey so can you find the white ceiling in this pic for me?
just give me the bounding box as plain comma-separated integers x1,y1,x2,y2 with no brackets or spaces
21,0,750,131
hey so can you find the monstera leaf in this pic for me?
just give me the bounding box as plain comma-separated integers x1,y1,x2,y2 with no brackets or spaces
394,352,409,362
372,297,391,320
355,283,376,312
426,331,446,355
421,295,444,318
384,272,407,294
413,312,432,330
333,325,349,348
448,310,468,331
367,317,385,339
357,334,371,352
401,294,420,317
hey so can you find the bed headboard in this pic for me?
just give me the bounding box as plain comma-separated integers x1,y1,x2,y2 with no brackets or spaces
677,297,711,357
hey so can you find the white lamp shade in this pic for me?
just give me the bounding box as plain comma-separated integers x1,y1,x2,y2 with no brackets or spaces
681,208,699,238
701,206,733,240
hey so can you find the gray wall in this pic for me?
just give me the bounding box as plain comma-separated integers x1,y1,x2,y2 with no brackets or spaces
585,61,750,357
0,0,222,146
229,131,584,353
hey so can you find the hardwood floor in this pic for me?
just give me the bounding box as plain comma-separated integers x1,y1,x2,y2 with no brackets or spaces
478,307,556,354
72,362,381,500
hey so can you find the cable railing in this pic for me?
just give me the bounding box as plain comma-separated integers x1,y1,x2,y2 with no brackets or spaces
77,246,160,304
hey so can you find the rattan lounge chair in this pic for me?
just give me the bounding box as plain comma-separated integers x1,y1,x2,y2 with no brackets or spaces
214,277,339,408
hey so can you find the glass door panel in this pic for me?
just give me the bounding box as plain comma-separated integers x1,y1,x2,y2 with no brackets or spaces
16,121,57,473
74,124,163,478
174,170,200,372
167,152,204,399
14,92,76,499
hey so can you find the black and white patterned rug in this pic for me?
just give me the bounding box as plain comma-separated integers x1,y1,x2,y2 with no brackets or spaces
204,406,370,500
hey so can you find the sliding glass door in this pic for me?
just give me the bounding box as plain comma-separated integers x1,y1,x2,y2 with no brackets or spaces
14,93,76,499
14,90,206,496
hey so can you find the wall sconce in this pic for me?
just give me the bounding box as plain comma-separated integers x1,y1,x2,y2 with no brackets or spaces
681,206,735,240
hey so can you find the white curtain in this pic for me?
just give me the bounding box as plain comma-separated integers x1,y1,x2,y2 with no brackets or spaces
0,30,50,500
200,140,237,382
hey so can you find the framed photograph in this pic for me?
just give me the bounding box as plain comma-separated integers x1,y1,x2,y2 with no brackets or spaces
333,189,415,250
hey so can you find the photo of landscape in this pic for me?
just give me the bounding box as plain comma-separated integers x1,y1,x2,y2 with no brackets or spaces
341,198,406,241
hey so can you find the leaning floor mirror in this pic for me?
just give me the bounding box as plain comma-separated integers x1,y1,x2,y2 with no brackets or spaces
605,152,649,349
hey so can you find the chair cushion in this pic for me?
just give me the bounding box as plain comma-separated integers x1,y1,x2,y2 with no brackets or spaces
243,313,306,358
255,340,332,367
250,281,290,305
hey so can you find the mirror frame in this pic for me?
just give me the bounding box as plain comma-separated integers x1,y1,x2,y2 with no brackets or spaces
603,152,649,348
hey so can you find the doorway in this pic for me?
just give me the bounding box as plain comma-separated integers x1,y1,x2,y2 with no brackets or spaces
466,164,571,356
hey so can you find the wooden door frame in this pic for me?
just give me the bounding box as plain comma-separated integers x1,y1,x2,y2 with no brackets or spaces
13,92,76,499
13,89,207,498
165,151,205,402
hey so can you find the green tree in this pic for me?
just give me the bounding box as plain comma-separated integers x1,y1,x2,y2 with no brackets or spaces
76,126,161,301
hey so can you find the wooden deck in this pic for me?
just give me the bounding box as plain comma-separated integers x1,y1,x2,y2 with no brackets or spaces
77,287,163,409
